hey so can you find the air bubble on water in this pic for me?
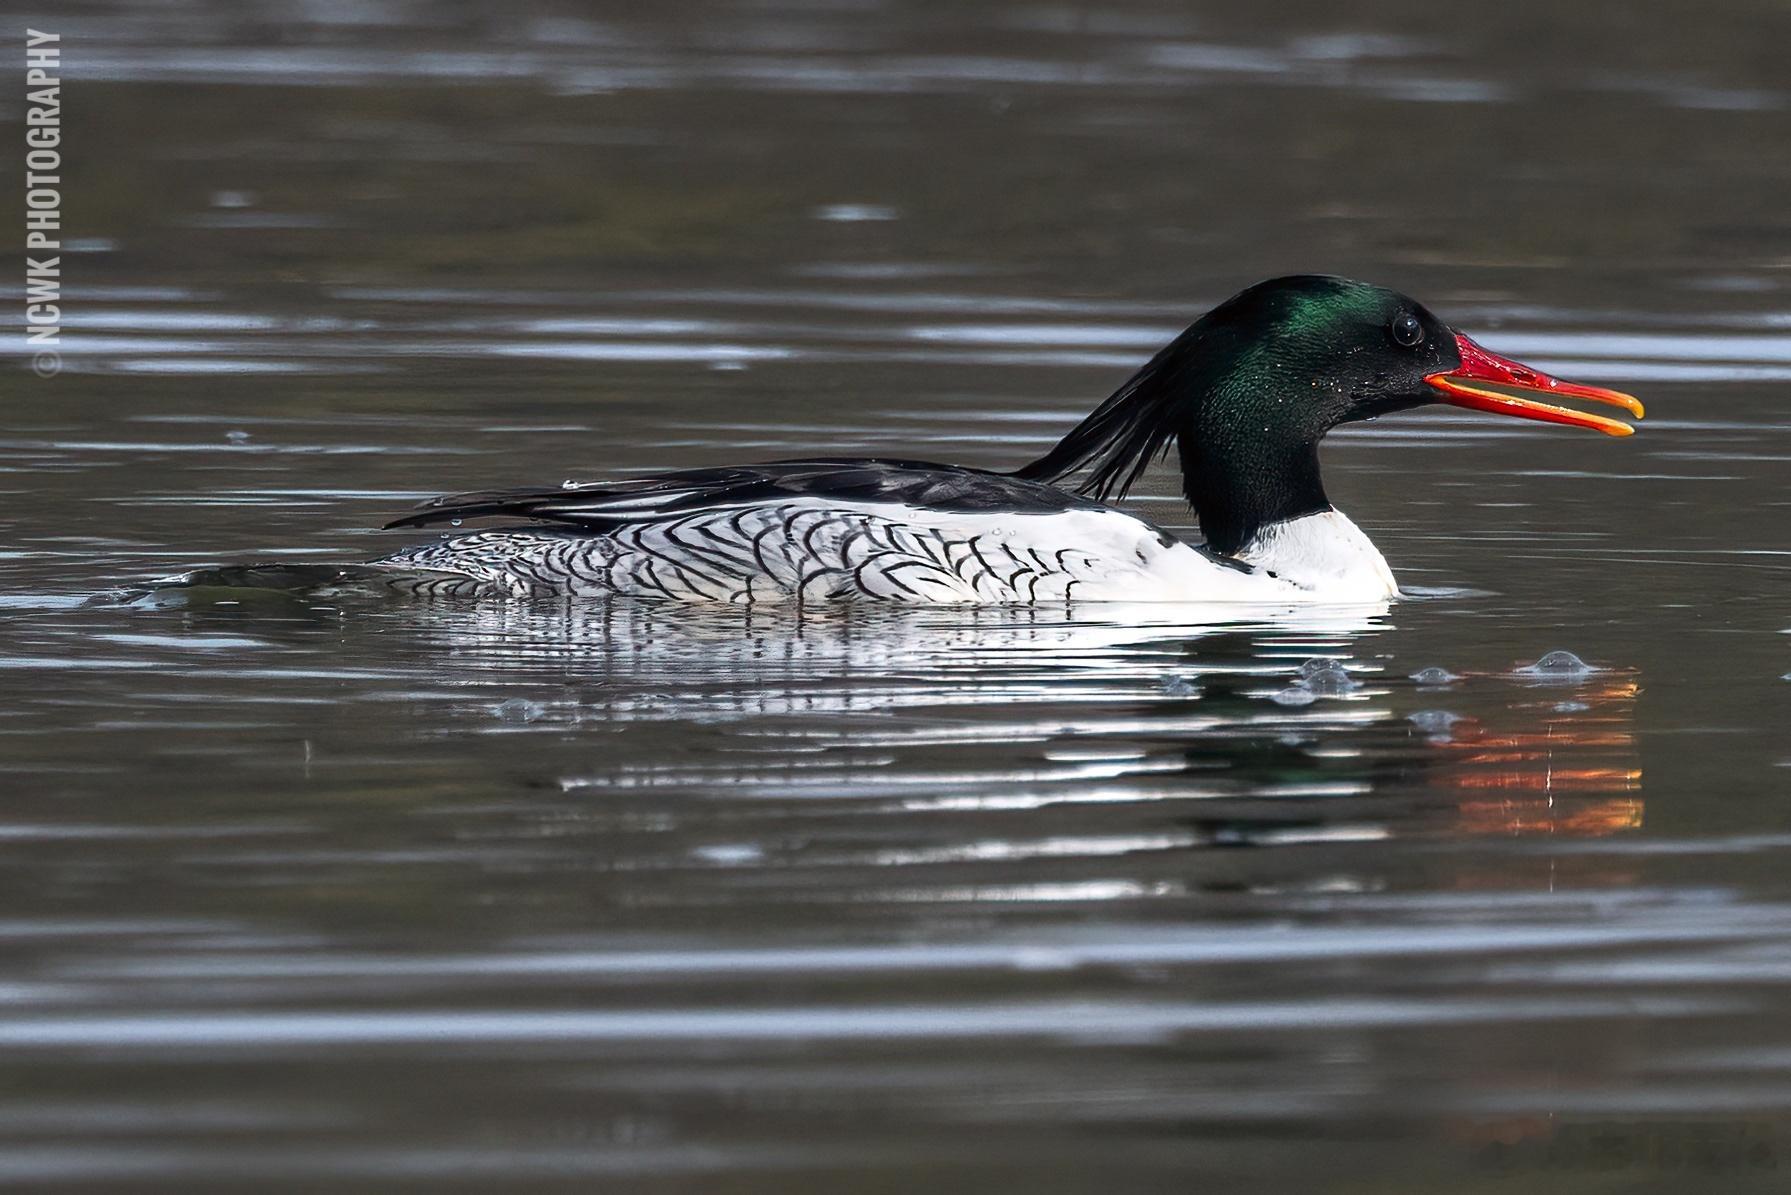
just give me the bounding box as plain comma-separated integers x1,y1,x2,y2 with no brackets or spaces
1163,676,1202,698
490,698,547,723
1408,710,1462,734
1269,686,1317,707
561,479,580,489
1304,672,1359,697
1553,700,1590,713
814,203,898,222
692,843,764,866
1515,650,1597,679
1409,666,1460,686
224,429,251,445
1295,658,1360,696
450,518,462,527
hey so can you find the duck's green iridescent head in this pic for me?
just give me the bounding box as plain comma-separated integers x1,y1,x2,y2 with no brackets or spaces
1020,275,1643,555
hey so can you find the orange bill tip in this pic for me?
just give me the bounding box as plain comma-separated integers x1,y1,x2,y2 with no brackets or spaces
1428,333,1643,436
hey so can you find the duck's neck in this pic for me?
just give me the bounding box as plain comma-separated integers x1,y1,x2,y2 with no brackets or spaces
1177,431,1331,557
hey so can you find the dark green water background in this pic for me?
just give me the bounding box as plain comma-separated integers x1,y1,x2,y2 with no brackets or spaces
4,1,1791,1189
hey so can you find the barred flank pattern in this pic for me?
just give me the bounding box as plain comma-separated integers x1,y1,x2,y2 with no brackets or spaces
377,504,1105,605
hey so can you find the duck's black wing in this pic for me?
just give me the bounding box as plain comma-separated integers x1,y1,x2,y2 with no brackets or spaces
385,457,1101,531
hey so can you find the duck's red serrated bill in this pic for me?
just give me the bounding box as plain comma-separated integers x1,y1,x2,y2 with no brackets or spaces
1426,333,1644,437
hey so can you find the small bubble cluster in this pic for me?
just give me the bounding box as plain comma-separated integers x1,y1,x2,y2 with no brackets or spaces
1297,658,1360,696
1264,658,1361,705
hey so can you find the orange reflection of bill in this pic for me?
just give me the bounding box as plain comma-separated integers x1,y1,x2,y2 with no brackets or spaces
1431,677,1643,838
1456,795,1644,837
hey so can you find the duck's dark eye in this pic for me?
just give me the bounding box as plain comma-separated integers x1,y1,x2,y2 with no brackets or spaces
1390,313,1424,348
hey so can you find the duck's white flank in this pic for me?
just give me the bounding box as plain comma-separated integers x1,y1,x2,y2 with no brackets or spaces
375,500,1396,605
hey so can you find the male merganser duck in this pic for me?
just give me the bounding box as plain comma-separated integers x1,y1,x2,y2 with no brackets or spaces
376,276,1642,605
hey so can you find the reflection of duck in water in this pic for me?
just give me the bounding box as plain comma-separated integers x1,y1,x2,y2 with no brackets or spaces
400,597,1393,719
374,276,1642,605
389,598,1640,843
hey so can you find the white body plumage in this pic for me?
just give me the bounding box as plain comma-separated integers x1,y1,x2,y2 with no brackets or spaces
376,501,1397,606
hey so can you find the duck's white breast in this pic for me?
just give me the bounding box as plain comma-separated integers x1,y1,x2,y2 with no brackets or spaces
1232,510,1400,602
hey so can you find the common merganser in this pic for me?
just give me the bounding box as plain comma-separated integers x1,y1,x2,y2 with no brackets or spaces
375,276,1642,605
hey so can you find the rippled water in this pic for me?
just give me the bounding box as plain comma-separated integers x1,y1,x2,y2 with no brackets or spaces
7,0,1791,1188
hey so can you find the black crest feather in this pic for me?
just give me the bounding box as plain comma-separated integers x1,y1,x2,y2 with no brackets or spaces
1011,333,1196,501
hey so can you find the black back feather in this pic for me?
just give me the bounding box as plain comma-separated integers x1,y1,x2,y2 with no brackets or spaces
386,458,1101,531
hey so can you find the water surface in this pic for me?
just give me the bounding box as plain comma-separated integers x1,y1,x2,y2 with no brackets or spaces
5,0,1791,1188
